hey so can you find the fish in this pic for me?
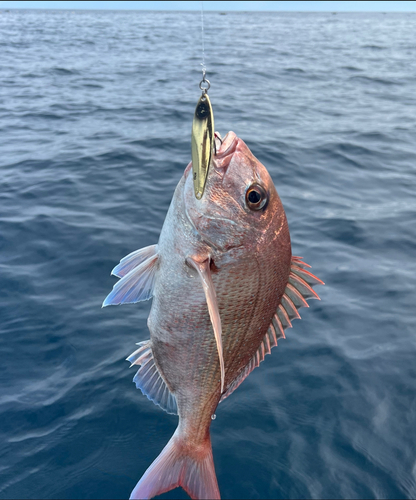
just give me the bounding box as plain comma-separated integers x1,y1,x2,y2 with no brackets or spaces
103,131,323,500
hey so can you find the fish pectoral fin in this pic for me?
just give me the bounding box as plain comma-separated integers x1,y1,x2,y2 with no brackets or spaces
186,256,225,394
127,340,178,415
111,244,158,278
220,256,324,403
102,252,158,307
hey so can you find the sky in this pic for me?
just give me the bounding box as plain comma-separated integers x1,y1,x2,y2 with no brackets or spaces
1,1,416,12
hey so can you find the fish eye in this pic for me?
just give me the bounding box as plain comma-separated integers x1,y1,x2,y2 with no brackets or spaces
246,184,268,211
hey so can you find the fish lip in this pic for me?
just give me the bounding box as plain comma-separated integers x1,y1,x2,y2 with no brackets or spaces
214,131,239,161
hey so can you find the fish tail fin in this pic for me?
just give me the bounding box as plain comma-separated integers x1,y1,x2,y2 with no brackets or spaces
130,429,220,500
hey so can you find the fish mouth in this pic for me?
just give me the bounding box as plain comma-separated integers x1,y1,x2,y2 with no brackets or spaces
184,131,239,181
214,131,239,163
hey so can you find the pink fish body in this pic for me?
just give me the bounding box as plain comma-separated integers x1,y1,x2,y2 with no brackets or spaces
103,132,323,499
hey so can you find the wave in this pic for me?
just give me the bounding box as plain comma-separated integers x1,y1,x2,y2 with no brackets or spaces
349,75,401,86
49,67,80,76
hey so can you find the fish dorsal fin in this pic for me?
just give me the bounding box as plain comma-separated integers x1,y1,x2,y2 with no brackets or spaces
111,244,158,278
186,256,225,394
220,256,323,403
127,340,178,415
102,252,158,307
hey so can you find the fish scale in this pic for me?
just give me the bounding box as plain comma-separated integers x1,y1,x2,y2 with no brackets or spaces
219,253,289,385
103,131,322,499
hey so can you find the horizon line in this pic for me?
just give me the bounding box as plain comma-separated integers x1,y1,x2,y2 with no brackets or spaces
1,7,415,12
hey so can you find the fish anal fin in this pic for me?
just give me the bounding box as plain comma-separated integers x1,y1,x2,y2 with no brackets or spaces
186,256,225,394
128,340,178,415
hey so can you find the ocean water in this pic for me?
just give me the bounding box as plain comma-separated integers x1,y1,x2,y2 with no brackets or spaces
1,8,416,499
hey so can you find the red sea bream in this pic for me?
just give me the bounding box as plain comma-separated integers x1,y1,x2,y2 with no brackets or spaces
103,131,323,499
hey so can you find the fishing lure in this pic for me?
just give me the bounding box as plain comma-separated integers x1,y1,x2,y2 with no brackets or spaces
191,71,214,200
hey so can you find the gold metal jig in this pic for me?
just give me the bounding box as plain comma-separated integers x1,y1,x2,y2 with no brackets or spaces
191,73,214,200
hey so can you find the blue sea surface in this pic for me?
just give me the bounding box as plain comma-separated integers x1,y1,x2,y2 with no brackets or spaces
1,8,416,499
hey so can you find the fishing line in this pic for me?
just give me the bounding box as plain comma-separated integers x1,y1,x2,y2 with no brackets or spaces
201,1,206,77
199,0,209,90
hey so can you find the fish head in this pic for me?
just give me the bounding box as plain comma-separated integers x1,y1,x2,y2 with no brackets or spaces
184,131,288,254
